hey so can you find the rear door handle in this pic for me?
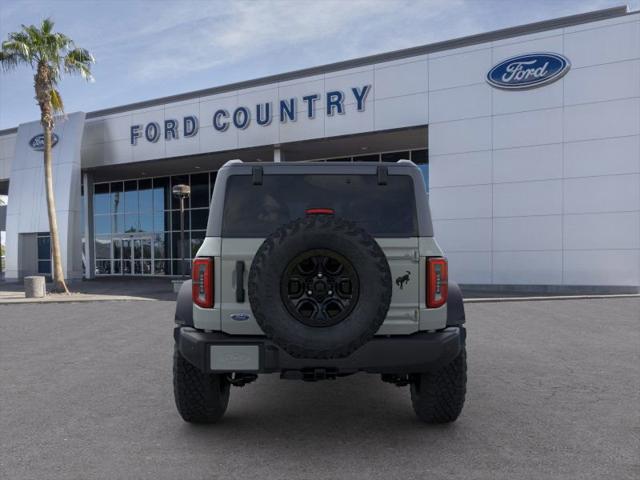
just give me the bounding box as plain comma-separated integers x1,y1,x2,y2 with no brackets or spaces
236,261,245,303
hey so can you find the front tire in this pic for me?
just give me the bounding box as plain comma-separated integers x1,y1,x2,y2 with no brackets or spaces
173,344,230,423
410,346,467,424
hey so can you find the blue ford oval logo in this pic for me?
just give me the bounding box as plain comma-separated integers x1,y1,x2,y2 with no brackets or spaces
487,53,570,90
29,133,59,151
230,313,250,321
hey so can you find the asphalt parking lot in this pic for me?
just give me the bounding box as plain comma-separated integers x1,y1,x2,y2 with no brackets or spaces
1,298,638,480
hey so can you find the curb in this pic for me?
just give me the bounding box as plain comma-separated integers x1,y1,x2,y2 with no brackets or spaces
0,296,158,305
464,293,640,303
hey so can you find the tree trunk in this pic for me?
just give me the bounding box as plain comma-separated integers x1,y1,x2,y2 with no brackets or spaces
43,122,69,293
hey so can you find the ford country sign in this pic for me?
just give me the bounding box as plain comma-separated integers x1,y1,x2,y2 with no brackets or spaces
487,53,570,90
29,133,59,151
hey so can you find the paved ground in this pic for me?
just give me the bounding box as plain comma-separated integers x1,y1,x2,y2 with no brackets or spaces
0,298,638,480
0,277,177,303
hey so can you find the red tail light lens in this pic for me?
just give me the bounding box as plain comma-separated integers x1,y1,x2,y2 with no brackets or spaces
192,258,214,308
427,257,448,308
305,208,335,215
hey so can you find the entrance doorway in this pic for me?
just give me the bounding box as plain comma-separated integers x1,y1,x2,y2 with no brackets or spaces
113,236,153,275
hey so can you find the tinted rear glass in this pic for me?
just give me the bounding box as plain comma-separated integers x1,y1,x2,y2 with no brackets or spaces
222,174,417,237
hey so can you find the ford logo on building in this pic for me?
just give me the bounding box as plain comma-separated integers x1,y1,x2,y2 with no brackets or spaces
487,53,570,90
29,133,59,151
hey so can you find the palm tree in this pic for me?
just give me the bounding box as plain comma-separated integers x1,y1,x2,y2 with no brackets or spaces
0,18,94,293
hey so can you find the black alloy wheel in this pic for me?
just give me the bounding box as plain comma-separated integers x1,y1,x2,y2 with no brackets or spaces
281,249,359,327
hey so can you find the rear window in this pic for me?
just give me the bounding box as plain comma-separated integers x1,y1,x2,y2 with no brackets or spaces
222,174,418,237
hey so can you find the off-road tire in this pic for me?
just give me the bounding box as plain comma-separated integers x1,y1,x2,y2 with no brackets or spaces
173,344,230,423
249,215,392,359
410,346,467,423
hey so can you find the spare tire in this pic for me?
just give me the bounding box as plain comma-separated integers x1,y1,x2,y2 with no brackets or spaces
248,214,392,359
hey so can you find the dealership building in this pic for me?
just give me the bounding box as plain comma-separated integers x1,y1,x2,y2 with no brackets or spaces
0,5,639,292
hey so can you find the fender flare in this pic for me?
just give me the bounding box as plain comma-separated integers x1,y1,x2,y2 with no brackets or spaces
175,280,194,327
446,281,465,326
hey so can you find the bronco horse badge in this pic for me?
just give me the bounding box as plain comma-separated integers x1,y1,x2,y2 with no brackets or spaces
395,271,411,290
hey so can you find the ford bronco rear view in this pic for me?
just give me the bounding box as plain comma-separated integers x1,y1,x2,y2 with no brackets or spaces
173,159,467,424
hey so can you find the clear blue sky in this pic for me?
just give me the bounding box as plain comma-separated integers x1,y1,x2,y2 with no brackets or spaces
0,0,633,130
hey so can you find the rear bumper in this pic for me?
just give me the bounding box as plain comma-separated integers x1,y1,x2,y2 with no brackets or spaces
174,326,465,375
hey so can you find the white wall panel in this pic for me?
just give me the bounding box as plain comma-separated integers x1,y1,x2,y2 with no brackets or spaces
493,251,563,284
493,215,562,251
374,60,427,100
564,174,640,214
325,102,374,138
493,143,562,183
563,250,640,286
493,180,562,217
564,98,640,142
429,150,492,187
564,20,640,68
428,48,492,90
428,83,491,123
564,60,640,106
492,80,563,115
373,93,428,131
446,251,492,284
564,135,640,178
432,218,492,252
564,212,640,250
430,184,492,220
429,116,491,155
279,112,325,144
493,108,562,149
324,68,374,107
199,125,238,153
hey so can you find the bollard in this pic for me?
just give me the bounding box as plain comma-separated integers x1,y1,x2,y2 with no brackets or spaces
24,276,46,298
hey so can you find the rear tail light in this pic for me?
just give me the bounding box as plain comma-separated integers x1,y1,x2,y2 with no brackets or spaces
305,208,335,215
192,258,214,308
427,257,448,308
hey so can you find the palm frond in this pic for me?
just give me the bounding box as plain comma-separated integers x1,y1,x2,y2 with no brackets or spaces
64,47,94,81
50,88,64,113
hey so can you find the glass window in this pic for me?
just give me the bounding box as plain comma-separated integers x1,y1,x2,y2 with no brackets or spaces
190,173,209,208
154,260,170,275
411,149,428,164
113,238,122,260
191,209,209,230
190,231,205,257
37,235,51,260
154,211,169,232
96,260,111,275
112,214,124,234
95,236,111,259
113,261,122,274
139,212,153,232
172,232,189,259
154,233,168,258
95,215,111,235
153,177,170,211
222,174,418,237
172,260,189,277
171,175,190,209
38,260,51,274
111,182,123,215
138,179,153,212
124,180,138,213
94,183,110,214
172,210,190,231
326,157,351,162
381,151,410,163
124,213,139,233
353,154,380,162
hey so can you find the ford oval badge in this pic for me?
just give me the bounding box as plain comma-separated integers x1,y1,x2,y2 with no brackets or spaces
29,133,59,151
230,313,250,321
487,53,570,90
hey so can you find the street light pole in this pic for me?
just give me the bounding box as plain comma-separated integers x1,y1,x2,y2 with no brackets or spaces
172,184,191,278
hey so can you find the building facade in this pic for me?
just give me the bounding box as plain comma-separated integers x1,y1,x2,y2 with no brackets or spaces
0,6,639,291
